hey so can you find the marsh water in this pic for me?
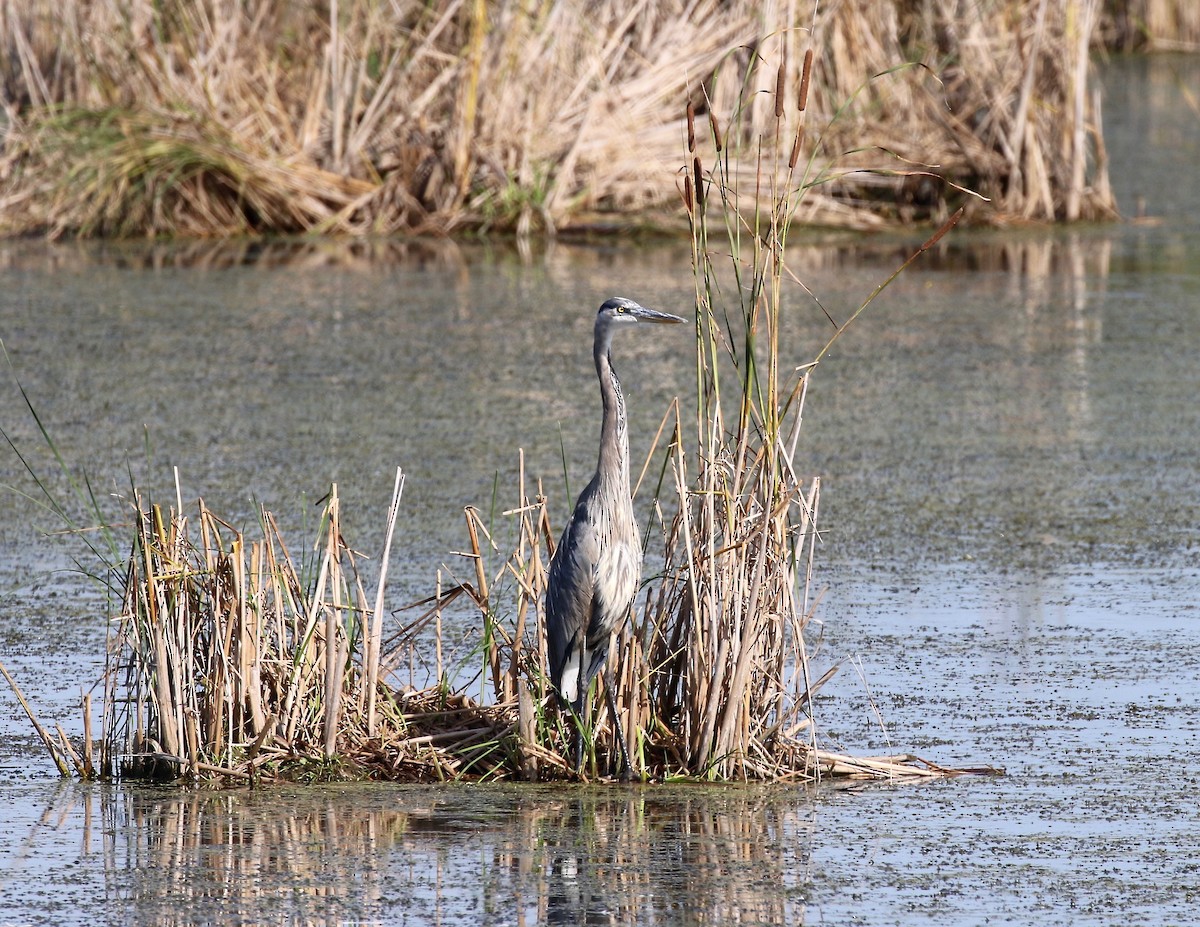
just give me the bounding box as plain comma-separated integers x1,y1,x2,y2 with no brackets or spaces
2,55,1199,926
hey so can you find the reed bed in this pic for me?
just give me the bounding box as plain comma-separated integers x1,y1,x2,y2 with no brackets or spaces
101,475,403,781
636,40,954,780
0,0,1129,238
43,457,994,783
90,469,556,782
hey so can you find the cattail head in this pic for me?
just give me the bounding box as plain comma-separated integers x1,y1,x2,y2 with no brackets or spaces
798,49,813,113
709,111,724,152
687,101,696,153
684,172,694,215
693,156,704,211
774,61,786,117
920,206,964,252
788,127,803,170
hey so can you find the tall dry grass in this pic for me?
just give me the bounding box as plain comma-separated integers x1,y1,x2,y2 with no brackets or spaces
635,35,972,780
104,473,408,780
447,35,996,781
0,0,1124,238
71,460,986,783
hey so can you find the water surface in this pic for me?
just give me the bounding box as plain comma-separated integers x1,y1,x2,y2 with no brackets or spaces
2,54,1199,926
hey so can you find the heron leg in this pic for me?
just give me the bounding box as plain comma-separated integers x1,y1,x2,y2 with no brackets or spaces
566,696,587,777
601,666,634,782
572,705,585,775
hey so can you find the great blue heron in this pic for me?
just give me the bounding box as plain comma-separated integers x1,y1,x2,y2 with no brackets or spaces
545,296,685,778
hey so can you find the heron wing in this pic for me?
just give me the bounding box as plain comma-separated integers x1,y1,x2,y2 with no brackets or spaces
545,497,601,706
545,483,641,708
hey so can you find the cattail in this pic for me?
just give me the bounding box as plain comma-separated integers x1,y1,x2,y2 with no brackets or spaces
693,156,704,211
788,127,803,170
774,61,786,117
687,100,696,153
919,206,964,252
709,110,724,152
798,49,813,113
684,173,694,214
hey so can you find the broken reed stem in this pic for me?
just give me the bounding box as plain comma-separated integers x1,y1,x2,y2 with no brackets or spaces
464,507,505,703
367,467,405,734
322,491,342,758
82,690,94,778
435,570,444,683
0,658,71,776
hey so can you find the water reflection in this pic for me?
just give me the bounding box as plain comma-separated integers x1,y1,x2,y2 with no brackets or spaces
0,234,473,273
511,790,814,926
11,782,814,926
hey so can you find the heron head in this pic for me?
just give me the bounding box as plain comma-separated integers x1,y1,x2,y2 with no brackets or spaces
596,297,686,328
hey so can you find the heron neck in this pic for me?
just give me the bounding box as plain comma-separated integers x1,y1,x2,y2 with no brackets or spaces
594,334,629,492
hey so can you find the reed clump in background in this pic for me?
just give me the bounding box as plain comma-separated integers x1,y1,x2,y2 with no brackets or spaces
2,0,1170,238
1101,0,1200,49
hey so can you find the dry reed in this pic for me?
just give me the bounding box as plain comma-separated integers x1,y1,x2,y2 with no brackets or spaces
102,473,420,781
74,450,996,783
0,0,1135,238
93,466,568,782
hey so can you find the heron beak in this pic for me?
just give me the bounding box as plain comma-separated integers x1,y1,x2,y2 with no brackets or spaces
630,306,687,324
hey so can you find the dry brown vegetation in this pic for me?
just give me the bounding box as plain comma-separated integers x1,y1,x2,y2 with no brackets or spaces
71,468,985,784
0,0,1141,239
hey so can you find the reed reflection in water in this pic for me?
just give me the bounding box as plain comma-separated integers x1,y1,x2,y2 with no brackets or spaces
14,782,815,926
